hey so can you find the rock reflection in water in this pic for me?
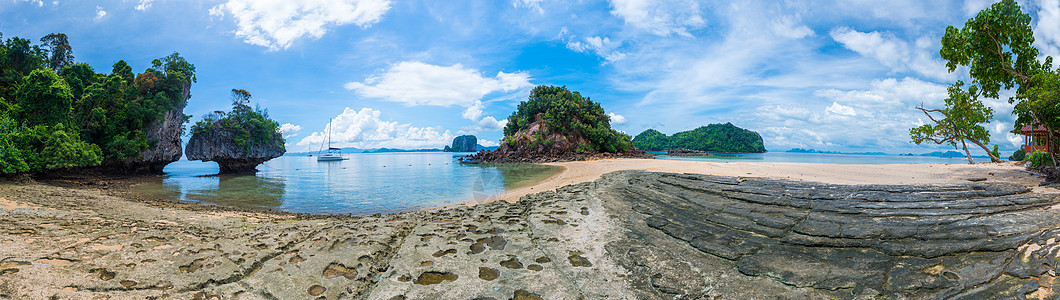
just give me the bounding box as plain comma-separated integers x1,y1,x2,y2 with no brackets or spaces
184,175,285,209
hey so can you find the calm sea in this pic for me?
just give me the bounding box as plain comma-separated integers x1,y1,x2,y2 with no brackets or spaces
132,152,562,215
132,151,994,215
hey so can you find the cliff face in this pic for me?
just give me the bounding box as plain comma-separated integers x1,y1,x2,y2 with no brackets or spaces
185,125,285,174
101,82,191,173
444,135,477,152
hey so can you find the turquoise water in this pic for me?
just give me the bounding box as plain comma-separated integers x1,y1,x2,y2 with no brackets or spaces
132,153,562,215
651,151,995,164
133,151,994,215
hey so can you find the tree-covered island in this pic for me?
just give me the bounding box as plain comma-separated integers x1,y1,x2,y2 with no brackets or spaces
465,85,649,162
632,123,767,153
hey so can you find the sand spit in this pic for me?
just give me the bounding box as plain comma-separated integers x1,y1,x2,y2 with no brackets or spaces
487,158,1041,204
1,162,1059,298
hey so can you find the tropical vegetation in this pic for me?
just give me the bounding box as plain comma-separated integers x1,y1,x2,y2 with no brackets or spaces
0,32,195,173
502,85,632,153
190,89,283,151
632,123,766,153
915,0,1057,164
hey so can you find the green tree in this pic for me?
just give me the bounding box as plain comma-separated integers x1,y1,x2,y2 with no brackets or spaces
190,89,283,151
503,85,631,153
0,115,29,173
14,69,73,127
910,82,1002,163
59,63,97,100
0,36,47,101
632,129,670,151
40,33,74,73
633,124,767,153
15,123,102,171
940,0,1055,163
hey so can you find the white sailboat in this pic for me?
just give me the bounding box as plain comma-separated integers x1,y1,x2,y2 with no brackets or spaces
317,118,348,161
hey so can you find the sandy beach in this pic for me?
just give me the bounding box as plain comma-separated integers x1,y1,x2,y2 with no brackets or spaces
487,158,1045,204
2,160,1059,299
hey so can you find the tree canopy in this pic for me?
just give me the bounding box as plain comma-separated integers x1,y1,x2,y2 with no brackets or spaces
632,123,767,153
191,89,284,151
910,82,1001,163
503,85,632,153
0,32,195,173
937,0,1057,163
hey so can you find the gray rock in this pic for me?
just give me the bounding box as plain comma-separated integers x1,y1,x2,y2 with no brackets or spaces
185,125,285,173
445,135,477,152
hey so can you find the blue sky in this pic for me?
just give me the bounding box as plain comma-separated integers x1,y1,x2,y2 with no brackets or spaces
3,0,1060,154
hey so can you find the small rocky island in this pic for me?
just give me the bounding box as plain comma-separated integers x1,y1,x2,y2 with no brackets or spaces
443,135,477,152
464,85,650,163
186,89,285,173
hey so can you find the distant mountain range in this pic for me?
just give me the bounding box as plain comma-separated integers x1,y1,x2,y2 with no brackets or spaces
786,148,990,158
286,145,498,156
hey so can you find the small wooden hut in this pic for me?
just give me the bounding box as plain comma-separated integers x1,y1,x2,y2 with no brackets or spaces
1012,123,1051,154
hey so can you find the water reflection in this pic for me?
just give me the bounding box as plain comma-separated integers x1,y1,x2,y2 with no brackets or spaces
132,154,562,215
184,175,286,209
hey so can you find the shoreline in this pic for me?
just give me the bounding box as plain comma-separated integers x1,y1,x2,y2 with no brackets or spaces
2,159,1058,298
21,158,1047,217
482,158,1048,204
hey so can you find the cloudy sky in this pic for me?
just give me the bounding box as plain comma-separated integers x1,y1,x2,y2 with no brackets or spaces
4,0,1060,153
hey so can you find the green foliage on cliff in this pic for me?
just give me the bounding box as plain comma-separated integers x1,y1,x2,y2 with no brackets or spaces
503,85,632,152
191,89,284,151
632,123,767,153
0,32,195,173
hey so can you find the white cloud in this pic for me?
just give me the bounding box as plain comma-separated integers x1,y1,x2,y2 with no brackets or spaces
830,27,952,81
209,0,393,51
566,36,627,62
295,107,453,150
1035,0,1060,58
94,6,108,21
771,16,814,39
135,0,154,11
609,0,706,37
18,0,44,7
462,100,484,121
964,0,995,16
513,0,544,14
479,139,500,147
825,102,856,116
462,116,509,134
345,61,532,108
608,112,627,124
279,123,302,139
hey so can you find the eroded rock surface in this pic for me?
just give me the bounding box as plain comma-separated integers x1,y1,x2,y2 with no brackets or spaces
3,170,1060,299
185,127,285,173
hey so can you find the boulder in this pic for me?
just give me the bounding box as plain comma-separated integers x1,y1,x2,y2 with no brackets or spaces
186,126,285,174
445,135,478,152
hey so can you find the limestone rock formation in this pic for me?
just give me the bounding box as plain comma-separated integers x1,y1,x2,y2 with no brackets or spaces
444,135,477,152
107,82,191,173
185,125,285,173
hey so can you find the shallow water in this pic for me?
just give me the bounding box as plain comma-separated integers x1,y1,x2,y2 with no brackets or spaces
132,152,562,215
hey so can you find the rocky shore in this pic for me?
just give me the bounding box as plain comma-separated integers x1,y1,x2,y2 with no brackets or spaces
2,168,1059,299
665,148,713,156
